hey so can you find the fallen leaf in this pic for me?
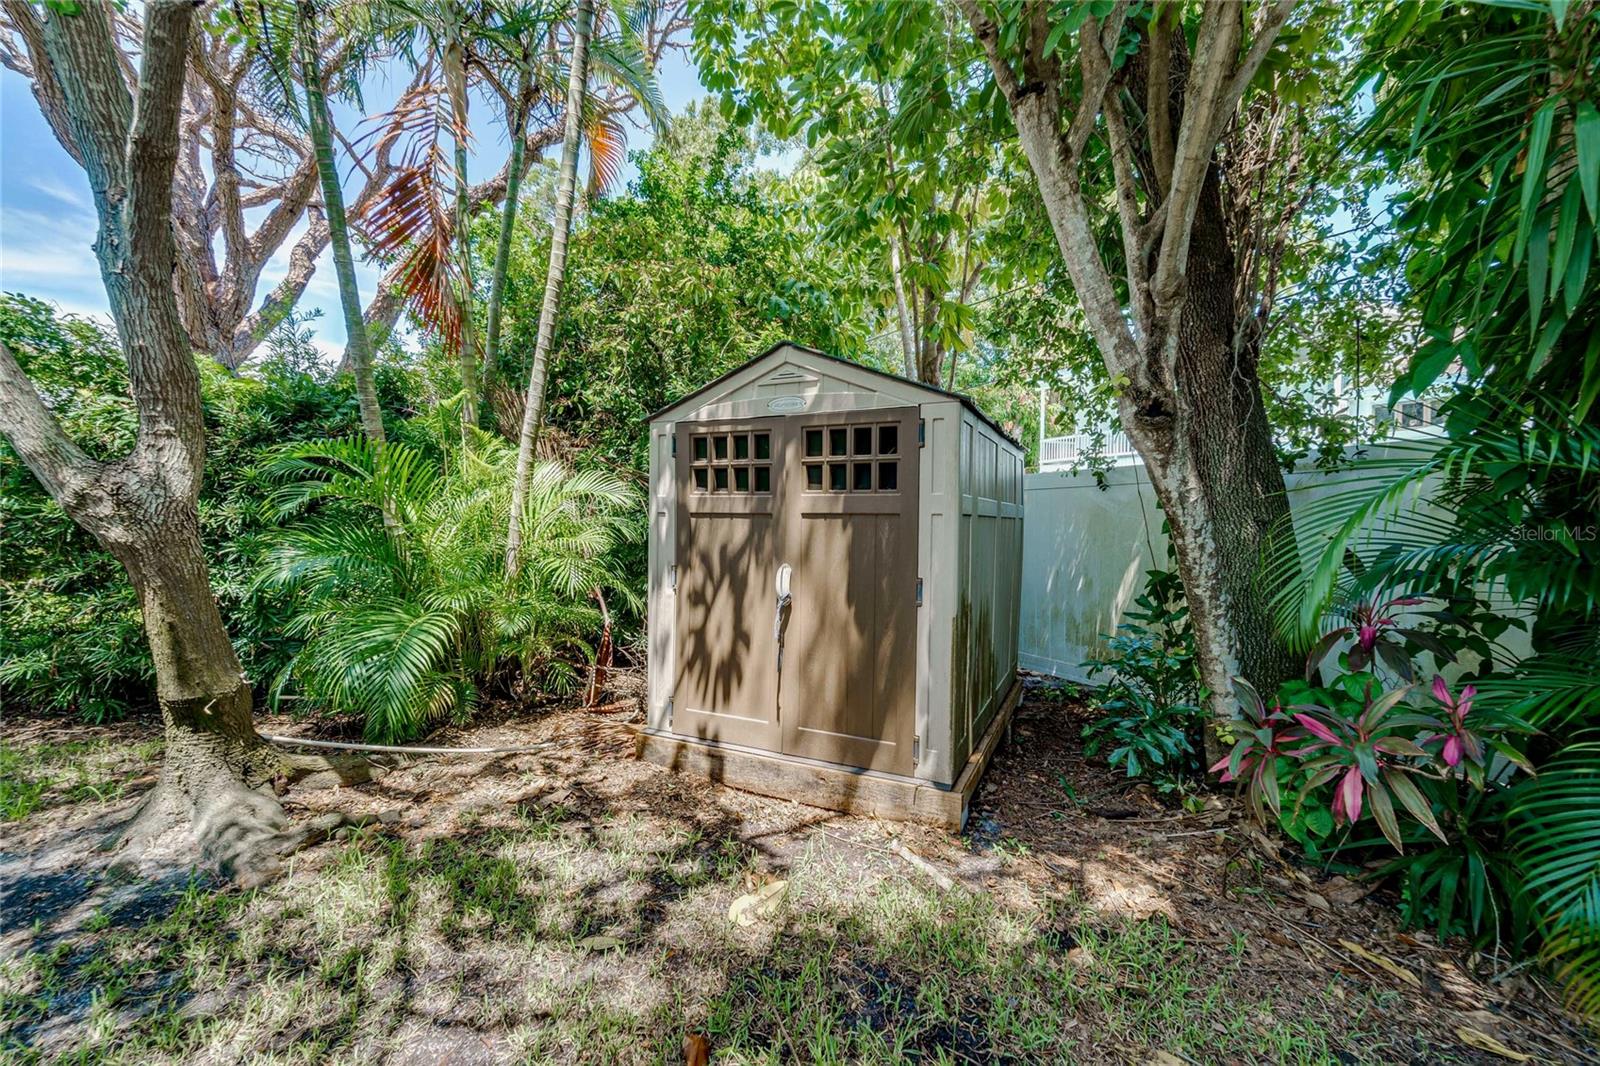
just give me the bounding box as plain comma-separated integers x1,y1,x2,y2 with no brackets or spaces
728,878,788,927
1302,891,1331,912
1454,1027,1531,1061
683,1032,710,1066
1338,939,1420,988
577,935,624,952
1322,875,1375,905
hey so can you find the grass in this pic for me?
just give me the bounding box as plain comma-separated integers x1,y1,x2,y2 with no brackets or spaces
0,739,153,821
0,794,1396,1066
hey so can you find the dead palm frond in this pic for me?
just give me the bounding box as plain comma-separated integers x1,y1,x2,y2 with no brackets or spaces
353,80,470,351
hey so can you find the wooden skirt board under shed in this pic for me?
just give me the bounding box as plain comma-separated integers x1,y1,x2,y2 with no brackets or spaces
635,674,1021,830
672,408,919,777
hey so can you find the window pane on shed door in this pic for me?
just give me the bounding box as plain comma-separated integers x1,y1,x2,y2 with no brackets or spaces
754,433,771,460
853,462,873,491
733,467,750,492
804,428,823,457
878,425,898,454
853,426,874,455
828,427,848,456
754,466,771,493
805,464,823,490
713,467,729,492
877,461,898,491
693,436,708,461
828,463,848,492
693,468,708,492
713,435,729,460
733,434,750,460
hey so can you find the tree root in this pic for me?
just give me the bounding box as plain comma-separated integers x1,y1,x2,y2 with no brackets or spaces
105,735,393,887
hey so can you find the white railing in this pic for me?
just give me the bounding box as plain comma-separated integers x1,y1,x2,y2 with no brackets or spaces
1038,430,1141,471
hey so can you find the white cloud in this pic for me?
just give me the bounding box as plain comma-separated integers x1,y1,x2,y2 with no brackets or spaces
27,175,89,211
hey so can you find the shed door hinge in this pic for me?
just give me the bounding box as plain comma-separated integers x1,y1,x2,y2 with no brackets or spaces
918,419,925,447
915,577,923,606
670,564,677,592
671,435,677,457
666,697,673,726
912,734,920,763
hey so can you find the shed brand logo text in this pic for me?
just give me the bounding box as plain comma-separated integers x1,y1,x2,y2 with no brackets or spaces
767,396,807,412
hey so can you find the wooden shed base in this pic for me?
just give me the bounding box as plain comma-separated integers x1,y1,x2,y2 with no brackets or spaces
634,677,1022,830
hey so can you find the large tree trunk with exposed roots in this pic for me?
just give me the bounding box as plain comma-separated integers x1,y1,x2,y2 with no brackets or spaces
0,0,371,883
107,520,289,877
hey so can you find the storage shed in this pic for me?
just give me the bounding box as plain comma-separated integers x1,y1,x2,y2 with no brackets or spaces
637,342,1024,828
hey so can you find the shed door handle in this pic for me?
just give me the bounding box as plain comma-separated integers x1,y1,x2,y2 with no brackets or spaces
774,563,793,670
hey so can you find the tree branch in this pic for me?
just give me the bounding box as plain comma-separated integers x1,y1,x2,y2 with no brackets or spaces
1207,0,1298,152
1149,1,1242,315
1104,91,1151,341
0,340,101,512
43,0,205,482
1066,2,1129,158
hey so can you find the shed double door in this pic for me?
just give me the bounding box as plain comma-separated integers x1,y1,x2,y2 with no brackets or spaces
673,408,919,776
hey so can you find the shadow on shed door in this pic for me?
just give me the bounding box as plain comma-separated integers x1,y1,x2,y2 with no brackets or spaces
779,408,919,775
674,409,919,776
673,418,783,750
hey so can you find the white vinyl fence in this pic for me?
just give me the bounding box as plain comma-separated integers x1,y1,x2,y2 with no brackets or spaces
1018,444,1532,683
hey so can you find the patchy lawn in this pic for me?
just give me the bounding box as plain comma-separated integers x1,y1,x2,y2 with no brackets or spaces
1,678,1592,1064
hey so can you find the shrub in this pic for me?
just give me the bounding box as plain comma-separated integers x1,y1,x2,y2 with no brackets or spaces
1082,562,1204,788
255,430,638,743
0,296,370,719
1215,652,1548,949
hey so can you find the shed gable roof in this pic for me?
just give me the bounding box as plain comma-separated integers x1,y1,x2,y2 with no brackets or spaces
649,342,1020,447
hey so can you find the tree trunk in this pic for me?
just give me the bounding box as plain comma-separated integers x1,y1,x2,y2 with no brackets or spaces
0,0,372,883
1120,171,1299,744
445,33,480,431
484,67,533,397
887,232,918,379
298,3,383,445
506,0,593,576
106,515,292,877
959,0,1302,749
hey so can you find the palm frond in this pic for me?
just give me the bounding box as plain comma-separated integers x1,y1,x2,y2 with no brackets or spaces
1512,739,1600,1017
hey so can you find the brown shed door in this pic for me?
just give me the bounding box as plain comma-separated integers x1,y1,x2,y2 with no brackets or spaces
673,419,783,750
779,408,919,775
674,408,919,775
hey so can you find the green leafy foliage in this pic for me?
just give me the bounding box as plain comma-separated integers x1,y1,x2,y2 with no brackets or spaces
495,105,868,473
255,427,637,743
0,296,371,719
1082,562,1204,789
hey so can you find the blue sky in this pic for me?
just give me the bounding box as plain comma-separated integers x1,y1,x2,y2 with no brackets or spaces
0,44,707,362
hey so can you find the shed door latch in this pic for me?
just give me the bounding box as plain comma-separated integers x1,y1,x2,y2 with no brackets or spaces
670,564,677,592
912,734,920,763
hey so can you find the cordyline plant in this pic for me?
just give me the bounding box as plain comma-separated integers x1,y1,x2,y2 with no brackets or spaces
1214,675,1533,853
1302,592,1456,683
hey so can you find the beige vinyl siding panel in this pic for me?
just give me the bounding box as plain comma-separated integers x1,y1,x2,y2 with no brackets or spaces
951,410,1024,767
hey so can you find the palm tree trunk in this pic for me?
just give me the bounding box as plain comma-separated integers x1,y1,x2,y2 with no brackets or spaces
297,2,383,445
444,33,480,430
484,64,533,400
506,0,593,577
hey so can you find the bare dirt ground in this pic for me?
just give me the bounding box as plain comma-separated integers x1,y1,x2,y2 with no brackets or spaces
1,674,1593,1064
